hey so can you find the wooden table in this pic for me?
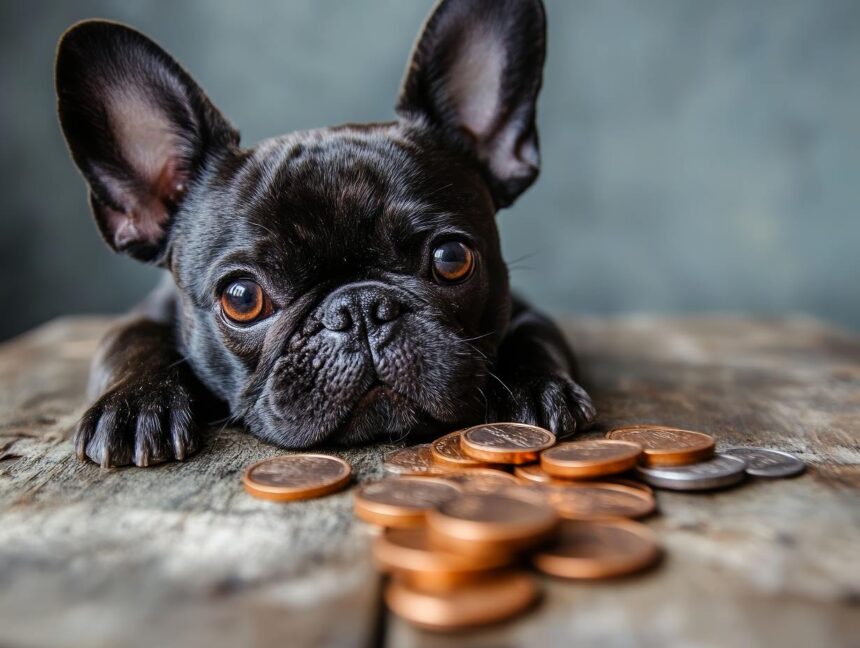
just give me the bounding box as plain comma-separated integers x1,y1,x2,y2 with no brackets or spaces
1,316,858,648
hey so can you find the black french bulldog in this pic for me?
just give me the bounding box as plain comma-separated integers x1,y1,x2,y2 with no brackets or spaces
55,0,595,468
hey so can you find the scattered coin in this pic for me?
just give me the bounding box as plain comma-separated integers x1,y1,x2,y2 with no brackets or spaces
605,477,655,496
541,439,642,478
514,462,557,484
635,453,747,491
344,423,804,630
514,463,654,495
383,444,448,476
384,570,539,631
606,425,715,466
432,431,489,468
460,423,556,464
723,447,805,478
245,425,801,633
533,520,660,579
427,491,559,557
374,527,511,591
499,483,559,504
544,482,656,520
354,477,462,527
242,454,351,501
439,468,521,492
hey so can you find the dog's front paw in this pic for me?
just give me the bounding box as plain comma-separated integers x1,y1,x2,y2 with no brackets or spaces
490,372,596,438
74,372,199,468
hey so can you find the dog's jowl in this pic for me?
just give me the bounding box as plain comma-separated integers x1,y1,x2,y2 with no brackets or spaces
56,0,595,467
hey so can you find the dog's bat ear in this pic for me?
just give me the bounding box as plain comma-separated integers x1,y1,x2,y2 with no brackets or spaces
397,0,546,209
55,20,239,263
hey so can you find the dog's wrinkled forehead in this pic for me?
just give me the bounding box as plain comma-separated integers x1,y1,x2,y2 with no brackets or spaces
187,124,493,291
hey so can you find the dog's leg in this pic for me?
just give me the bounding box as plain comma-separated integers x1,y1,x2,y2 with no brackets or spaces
74,279,210,467
490,298,596,437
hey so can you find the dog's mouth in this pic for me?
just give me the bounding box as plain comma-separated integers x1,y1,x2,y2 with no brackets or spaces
336,381,422,443
255,311,492,448
353,382,410,410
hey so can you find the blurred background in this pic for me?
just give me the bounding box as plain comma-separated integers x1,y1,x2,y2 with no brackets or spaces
1,0,858,341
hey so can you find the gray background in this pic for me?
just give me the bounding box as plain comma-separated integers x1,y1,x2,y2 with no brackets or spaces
1,0,858,341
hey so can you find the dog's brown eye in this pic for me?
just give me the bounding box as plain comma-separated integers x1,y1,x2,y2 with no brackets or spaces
220,279,272,324
432,241,475,283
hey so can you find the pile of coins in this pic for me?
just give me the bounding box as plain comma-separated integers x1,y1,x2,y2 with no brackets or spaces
242,423,805,631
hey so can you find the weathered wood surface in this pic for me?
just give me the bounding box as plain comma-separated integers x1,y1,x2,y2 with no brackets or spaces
1,316,858,648
0,318,389,648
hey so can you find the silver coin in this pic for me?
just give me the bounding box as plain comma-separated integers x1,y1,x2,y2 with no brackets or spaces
635,454,747,491
722,447,805,478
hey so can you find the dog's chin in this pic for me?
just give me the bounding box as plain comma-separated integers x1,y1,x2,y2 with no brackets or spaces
333,385,425,445
249,383,461,449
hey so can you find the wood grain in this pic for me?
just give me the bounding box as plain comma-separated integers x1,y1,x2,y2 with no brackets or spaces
1,316,858,648
390,316,860,647
0,317,388,648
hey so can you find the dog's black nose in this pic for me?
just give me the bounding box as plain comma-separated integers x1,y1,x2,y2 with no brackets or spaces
321,282,403,333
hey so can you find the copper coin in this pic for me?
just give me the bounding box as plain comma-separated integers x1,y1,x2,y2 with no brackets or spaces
394,569,486,593
431,431,489,468
605,477,654,496
606,426,715,466
514,462,556,484
383,444,448,476
242,454,351,501
427,491,558,557
541,439,643,478
354,477,461,528
533,520,660,579
374,527,511,591
385,570,539,631
544,482,656,520
440,468,521,492
460,423,556,464
515,463,654,495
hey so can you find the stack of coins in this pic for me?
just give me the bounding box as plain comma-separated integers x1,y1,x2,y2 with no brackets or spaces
604,425,804,490
241,421,805,632
356,423,665,630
